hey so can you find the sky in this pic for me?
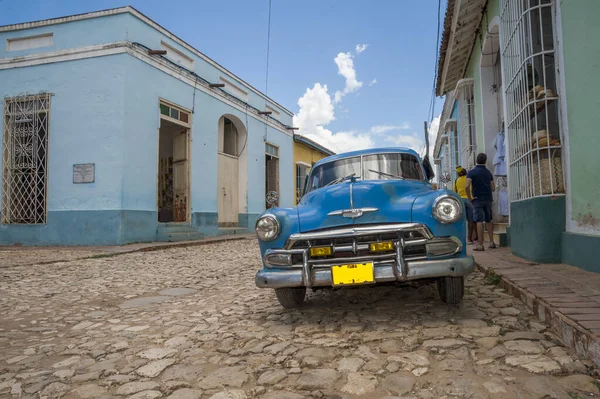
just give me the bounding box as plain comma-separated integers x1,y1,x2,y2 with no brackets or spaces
0,0,446,157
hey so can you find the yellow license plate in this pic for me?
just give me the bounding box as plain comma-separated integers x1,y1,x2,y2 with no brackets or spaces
331,262,375,286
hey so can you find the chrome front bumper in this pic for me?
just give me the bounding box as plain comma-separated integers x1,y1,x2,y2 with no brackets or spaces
255,256,475,288
255,223,474,289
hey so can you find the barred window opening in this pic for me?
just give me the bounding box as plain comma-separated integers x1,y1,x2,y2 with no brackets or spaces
456,79,477,169
501,0,564,201
2,94,50,224
296,163,309,203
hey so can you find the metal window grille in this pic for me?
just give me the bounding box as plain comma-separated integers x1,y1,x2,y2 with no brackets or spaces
2,93,51,224
501,0,564,201
296,163,309,201
456,79,477,169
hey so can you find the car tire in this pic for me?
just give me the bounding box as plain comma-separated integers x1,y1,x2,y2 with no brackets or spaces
275,287,306,308
437,277,464,305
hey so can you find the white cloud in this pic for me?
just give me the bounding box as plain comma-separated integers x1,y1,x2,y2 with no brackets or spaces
368,78,377,87
293,83,373,153
385,132,425,151
382,115,440,158
292,45,412,155
294,83,335,131
333,52,363,103
426,114,441,160
304,127,375,154
355,44,369,54
369,123,410,135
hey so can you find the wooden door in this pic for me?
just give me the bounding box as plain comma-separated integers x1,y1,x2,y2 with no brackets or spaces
217,153,239,225
172,130,188,222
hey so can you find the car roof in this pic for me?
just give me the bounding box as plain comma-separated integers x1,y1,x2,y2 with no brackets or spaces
312,147,422,168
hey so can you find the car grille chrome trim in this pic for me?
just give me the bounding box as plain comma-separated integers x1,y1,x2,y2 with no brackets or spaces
285,223,433,248
262,223,451,288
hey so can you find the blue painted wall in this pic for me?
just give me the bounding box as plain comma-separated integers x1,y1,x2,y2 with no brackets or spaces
0,9,294,245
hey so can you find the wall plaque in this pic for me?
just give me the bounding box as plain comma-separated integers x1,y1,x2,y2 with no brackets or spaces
73,163,95,184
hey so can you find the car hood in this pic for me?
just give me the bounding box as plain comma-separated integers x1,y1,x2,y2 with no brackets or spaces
297,179,434,232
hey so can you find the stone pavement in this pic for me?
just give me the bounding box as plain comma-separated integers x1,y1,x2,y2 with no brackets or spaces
1,240,600,399
472,246,600,368
0,234,255,268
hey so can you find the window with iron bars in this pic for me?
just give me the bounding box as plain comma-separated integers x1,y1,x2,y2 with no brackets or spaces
501,0,564,201
456,79,477,169
2,94,51,224
296,163,309,202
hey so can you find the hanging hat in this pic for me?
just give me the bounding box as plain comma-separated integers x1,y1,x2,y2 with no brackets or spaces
456,166,465,173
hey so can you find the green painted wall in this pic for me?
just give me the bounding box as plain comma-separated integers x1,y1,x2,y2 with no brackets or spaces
510,196,566,263
560,0,600,234
562,233,600,274
463,0,501,149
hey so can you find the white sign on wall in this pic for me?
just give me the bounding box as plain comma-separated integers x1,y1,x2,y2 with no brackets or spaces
73,163,95,184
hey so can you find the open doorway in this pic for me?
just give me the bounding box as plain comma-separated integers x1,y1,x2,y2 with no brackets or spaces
265,143,280,208
158,106,190,223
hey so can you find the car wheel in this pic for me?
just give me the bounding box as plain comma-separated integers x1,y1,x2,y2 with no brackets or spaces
437,277,464,305
275,287,306,309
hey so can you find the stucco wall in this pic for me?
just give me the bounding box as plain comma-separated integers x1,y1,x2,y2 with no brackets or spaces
0,10,294,244
0,55,127,213
559,0,600,236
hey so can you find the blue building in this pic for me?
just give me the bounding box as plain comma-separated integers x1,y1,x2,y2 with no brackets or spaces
0,6,295,245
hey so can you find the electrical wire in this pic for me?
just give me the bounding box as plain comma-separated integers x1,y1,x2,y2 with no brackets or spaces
425,0,443,159
265,0,272,97
428,0,442,132
263,0,272,143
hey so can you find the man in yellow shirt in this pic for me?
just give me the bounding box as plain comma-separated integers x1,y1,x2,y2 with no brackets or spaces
454,166,478,244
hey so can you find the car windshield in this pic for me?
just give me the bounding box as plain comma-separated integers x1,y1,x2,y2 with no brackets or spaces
305,153,424,193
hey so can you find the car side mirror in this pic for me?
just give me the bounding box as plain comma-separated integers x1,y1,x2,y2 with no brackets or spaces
422,156,435,181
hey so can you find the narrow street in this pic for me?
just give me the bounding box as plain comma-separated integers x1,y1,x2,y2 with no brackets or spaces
1,240,598,399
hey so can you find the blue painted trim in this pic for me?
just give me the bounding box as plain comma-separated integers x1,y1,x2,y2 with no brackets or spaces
0,210,260,246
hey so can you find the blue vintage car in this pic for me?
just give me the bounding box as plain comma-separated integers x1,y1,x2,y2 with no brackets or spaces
254,147,475,308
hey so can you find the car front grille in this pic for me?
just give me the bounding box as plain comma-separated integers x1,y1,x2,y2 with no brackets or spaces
285,223,432,267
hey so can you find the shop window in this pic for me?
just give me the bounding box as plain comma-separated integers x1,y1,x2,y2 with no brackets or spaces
501,0,564,201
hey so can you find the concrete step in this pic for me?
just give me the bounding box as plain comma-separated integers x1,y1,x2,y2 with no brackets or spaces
161,231,206,242
158,224,197,233
217,227,249,236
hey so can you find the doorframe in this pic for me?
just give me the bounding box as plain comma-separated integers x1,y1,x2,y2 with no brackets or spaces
265,142,280,207
157,99,192,224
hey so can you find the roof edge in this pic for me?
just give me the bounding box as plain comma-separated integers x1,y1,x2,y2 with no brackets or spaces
294,134,335,156
436,0,457,96
0,5,295,117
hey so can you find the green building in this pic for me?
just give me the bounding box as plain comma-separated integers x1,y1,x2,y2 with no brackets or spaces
434,0,600,272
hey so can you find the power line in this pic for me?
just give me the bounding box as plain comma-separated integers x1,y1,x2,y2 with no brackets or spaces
265,0,272,97
428,0,443,130
429,0,442,122
263,0,273,143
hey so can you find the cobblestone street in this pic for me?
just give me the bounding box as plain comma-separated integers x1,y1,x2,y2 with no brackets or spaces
1,239,599,399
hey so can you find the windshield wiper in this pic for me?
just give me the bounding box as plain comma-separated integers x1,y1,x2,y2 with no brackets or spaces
368,169,405,180
325,173,358,187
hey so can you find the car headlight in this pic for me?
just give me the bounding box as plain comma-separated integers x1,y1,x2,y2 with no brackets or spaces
255,214,280,241
432,195,463,224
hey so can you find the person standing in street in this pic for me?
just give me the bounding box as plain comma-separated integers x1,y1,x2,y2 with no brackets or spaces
453,166,478,244
465,153,496,251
